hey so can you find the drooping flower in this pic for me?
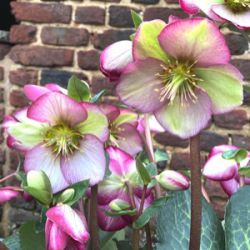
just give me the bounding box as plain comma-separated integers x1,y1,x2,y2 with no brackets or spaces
46,204,89,250
100,104,142,156
179,0,250,29
97,146,153,231
203,145,250,195
4,92,108,193
112,18,243,138
0,186,20,203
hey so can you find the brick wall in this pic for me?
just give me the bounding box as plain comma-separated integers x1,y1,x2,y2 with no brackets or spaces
0,0,249,234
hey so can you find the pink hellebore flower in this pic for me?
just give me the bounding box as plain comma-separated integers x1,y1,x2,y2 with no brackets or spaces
97,146,153,231
0,186,20,203
4,92,109,193
102,18,243,139
46,204,89,250
180,0,250,29
100,104,142,156
203,145,250,196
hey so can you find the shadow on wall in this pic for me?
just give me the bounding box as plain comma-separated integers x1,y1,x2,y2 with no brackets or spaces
0,0,18,31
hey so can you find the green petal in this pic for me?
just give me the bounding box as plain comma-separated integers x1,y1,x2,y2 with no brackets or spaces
112,110,137,127
133,20,168,62
195,65,243,114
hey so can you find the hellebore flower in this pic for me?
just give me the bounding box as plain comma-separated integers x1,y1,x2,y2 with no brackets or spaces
46,204,89,250
4,92,108,193
155,170,190,191
100,104,142,156
114,18,243,138
0,186,20,203
203,145,250,195
179,0,250,29
97,146,153,231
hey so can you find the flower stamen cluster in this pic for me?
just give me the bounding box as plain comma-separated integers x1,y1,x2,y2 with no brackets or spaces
225,0,250,12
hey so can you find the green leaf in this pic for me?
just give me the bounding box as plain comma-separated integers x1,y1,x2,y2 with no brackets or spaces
106,208,137,217
238,165,250,177
156,190,225,250
225,185,250,249
222,149,248,163
115,240,132,250
136,158,151,185
24,186,52,206
100,229,125,250
3,233,21,250
133,197,170,229
16,171,27,186
20,221,45,250
67,75,91,101
154,149,169,162
90,89,107,103
131,10,142,29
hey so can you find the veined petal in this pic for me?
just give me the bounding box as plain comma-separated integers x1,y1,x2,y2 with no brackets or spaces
195,65,243,114
24,144,69,193
0,187,20,203
46,205,90,244
24,85,51,102
116,58,165,113
212,5,250,29
203,153,238,181
28,92,87,126
220,178,239,196
100,104,120,122
158,18,230,66
100,40,133,82
76,102,109,142
45,219,69,250
155,91,212,139
133,20,168,62
61,135,106,186
107,146,136,176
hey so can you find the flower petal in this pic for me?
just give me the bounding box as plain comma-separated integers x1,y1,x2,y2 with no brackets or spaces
113,109,138,127
45,84,67,95
133,20,168,62
61,135,106,186
28,92,87,126
100,40,133,82
179,0,200,14
158,17,230,66
155,91,212,139
220,178,239,196
116,58,165,113
212,4,250,29
24,144,69,193
24,85,51,102
76,102,109,142
46,205,90,244
208,145,238,158
195,65,243,114
0,187,20,203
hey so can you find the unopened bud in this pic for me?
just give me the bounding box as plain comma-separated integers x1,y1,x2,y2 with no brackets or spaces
56,188,75,204
109,199,130,212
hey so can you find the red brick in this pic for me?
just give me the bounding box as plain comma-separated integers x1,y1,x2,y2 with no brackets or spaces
204,179,228,199
0,88,4,103
9,90,30,107
213,108,248,130
75,7,105,25
92,29,134,50
11,2,72,24
9,25,37,44
231,134,250,151
0,106,5,122
9,46,74,67
0,44,11,60
78,50,100,70
91,76,116,95
0,67,4,81
154,132,189,148
41,27,89,46
132,0,159,3
9,69,38,86
232,59,250,81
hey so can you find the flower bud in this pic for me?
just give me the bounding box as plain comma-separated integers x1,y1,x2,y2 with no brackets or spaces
0,186,20,203
155,170,189,191
109,199,131,212
56,188,75,204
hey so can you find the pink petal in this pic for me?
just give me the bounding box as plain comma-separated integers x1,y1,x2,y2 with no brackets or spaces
0,187,20,203
208,145,238,158
220,178,239,196
61,135,106,186
116,58,165,113
27,92,87,126
46,205,90,244
45,219,69,250
106,146,136,176
212,5,250,29
100,40,133,82
24,144,69,193
158,17,230,67
179,0,200,14
24,85,51,102
137,115,165,134
155,91,212,139
99,104,120,122
45,84,67,95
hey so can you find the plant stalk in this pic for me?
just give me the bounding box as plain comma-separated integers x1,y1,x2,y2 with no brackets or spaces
145,223,153,250
189,134,202,250
144,114,155,163
89,185,100,250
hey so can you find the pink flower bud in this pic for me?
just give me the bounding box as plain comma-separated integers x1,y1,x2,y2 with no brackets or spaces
0,186,20,203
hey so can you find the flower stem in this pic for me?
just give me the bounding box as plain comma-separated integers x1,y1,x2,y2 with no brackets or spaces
189,134,201,250
144,114,155,163
132,230,140,250
0,172,16,183
89,185,100,250
138,185,147,215
145,223,153,250
201,183,211,203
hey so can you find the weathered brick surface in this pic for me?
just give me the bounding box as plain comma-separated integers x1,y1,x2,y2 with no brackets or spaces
9,25,37,44
0,44,11,60
75,7,105,25
41,27,89,46
91,76,116,95
9,46,74,67
232,59,250,80
9,90,29,107
78,50,100,70
225,34,249,55
0,107,5,123
154,132,189,148
9,69,38,86
231,134,250,150
132,0,160,4
11,2,72,24
0,67,4,81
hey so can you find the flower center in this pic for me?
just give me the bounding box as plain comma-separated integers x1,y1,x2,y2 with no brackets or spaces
155,61,203,105
225,0,250,12
108,123,125,147
44,124,81,157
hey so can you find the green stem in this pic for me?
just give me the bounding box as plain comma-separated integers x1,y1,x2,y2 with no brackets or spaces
145,223,153,250
189,134,202,250
138,185,147,215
